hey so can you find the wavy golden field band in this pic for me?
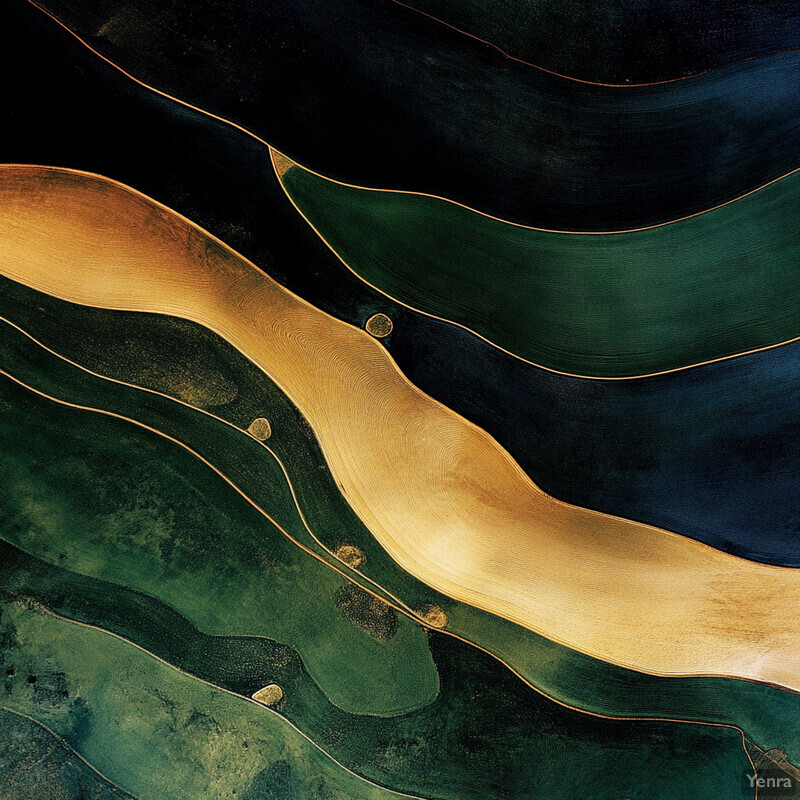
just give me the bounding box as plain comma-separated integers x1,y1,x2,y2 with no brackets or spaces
2,165,799,691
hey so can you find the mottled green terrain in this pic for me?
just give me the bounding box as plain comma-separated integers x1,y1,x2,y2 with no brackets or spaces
0,709,134,800
0,598,428,800
1,276,798,772
0,390,752,800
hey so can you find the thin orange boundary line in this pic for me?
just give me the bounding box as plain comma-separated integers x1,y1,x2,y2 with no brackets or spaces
0,599,433,798
2,345,798,700
751,743,800,786
0,5,784,770
22,0,800,380
273,152,800,380
0,314,418,618
390,0,800,88
0,371,765,783
5,198,800,582
24,0,800,239
0,367,424,644
1,597,760,799
4,161,800,685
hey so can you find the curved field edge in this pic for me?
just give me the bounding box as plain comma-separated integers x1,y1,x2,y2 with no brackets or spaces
0,348,439,718
278,161,800,378
0,596,438,800
3,166,800,692
3,0,797,564
378,312,800,568
0,286,418,618
0,708,136,800
2,535,761,800
389,0,800,84
17,0,800,230
11,342,758,799
3,278,800,763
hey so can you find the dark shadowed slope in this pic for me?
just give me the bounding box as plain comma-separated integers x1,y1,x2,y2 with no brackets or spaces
392,0,800,84
25,0,800,228
3,2,798,565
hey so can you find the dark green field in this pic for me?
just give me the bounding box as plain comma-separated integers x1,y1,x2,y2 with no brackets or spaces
3,0,798,795
0,597,432,800
282,165,800,376
0,709,134,800
2,276,799,775
0,342,438,717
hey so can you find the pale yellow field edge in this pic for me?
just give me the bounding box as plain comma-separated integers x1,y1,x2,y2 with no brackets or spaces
2,317,793,769
0,366,432,719
3,166,799,693
0,593,433,800
1,327,795,704
22,0,800,382
0,373,765,774
0,705,138,797
0,315,417,619
4,595,761,799
271,152,800,381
